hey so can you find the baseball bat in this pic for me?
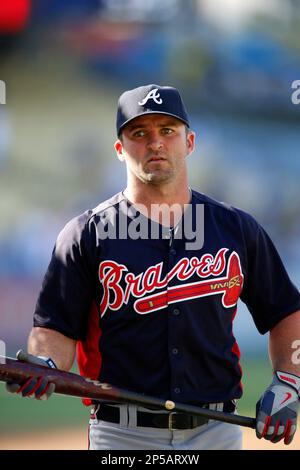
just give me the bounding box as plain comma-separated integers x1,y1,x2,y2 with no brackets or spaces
0,353,256,429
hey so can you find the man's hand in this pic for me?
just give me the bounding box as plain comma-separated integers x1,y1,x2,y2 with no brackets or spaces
256,371,300,444
6,350,57,400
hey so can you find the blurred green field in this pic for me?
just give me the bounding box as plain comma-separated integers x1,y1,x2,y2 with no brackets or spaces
0,356,272,434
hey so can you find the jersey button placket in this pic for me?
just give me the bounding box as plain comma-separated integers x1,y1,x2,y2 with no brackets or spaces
167,232,184,401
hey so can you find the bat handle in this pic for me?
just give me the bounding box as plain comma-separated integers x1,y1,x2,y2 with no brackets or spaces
234,415,256,429
16,350,49,367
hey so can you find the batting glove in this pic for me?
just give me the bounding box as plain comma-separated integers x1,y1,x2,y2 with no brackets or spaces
6,350,56,400
256,370,300,445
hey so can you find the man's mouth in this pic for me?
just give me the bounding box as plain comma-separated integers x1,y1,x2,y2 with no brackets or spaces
148,156,166,162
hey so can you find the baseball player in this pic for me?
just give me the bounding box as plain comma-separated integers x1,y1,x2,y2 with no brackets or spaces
6,84,300,450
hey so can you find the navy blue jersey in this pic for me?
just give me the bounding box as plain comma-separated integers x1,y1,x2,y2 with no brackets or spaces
33,190,300,404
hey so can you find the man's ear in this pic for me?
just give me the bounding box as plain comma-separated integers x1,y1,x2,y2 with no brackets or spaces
114,140,125,162
186,131,195,156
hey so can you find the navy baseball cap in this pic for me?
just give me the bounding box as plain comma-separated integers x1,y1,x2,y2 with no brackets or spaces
116,84,190,136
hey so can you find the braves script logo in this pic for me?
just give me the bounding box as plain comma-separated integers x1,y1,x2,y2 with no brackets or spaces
99,248,244,317
138,88,163,106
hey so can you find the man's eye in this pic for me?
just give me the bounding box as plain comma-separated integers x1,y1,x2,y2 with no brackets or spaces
133,130,145,137
162,128,173,134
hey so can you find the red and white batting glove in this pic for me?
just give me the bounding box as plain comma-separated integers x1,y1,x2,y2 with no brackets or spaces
256,371,300,445
6,350,56,400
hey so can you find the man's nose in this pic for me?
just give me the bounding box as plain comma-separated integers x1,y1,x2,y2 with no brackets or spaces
146,133,164,151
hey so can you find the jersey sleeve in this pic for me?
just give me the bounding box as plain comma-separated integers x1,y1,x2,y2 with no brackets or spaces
239,211,300,334
33,210,97,340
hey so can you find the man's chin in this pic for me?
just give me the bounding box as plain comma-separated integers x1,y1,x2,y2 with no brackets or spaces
140,171,173,184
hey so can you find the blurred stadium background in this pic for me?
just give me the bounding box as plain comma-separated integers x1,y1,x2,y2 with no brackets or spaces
0,0,300,449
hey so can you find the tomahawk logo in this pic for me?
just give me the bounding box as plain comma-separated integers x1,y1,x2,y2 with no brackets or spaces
138,88,163,106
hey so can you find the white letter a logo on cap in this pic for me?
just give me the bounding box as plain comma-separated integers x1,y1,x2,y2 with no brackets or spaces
138,88,163,106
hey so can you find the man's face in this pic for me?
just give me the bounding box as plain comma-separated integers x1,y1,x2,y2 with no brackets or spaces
115,114,195,185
